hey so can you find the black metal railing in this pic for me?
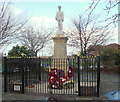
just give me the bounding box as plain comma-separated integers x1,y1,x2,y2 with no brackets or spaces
3,56,100,96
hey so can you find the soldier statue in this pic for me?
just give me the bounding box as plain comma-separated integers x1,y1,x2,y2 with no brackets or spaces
55,6,64,34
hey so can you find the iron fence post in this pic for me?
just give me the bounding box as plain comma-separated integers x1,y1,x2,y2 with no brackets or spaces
97,56,100,97
25,57,28,86
21,57,24,93
78,56,81,96
39,57,41,81
4,57,7,92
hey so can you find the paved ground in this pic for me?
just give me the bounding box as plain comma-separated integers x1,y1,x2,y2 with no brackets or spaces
100,72,119,95
1,72,119,101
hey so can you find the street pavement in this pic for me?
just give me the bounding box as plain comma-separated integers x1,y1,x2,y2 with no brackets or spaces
1,72,119,101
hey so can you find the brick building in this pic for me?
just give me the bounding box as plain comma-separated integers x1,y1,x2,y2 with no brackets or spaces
88,43,120,56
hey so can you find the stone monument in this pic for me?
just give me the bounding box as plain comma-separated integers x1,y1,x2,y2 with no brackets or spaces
53,6,68,58
51,6,68,73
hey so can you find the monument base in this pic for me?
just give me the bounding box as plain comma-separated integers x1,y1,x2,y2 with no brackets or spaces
51,57,68,76
52,35,68,58
52,34,68,75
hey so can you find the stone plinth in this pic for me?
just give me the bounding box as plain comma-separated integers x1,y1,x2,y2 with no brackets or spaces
51,57,68,70
52,34,68,58
51,34,68,74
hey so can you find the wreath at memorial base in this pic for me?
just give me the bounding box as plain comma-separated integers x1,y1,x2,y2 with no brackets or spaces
63,80,75,89
48,67,74,89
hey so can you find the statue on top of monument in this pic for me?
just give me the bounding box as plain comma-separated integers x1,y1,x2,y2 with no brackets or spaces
55,6,64,34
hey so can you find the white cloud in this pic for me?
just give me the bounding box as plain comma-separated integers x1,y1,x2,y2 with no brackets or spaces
30,16,56,28
108,28,118,44
13,7,22,15
9,5,23,17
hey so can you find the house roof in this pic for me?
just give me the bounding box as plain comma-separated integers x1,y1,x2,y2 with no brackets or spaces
105,43,120,50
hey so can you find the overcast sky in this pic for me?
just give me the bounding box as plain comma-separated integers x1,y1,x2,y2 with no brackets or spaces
1,0,118,56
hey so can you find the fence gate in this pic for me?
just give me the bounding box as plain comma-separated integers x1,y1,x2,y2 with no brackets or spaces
78,56,100,96
4,56,100,96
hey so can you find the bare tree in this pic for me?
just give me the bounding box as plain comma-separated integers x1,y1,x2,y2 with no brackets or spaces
66,0,119,55
87,0,120,45
67,13,111,55
0,1,27,48
87,0,119,27
18,26,54,56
